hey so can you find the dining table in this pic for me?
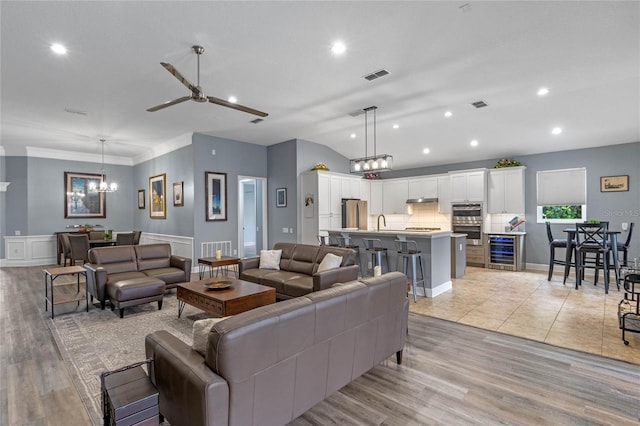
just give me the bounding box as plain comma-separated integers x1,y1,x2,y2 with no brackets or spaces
562,227,620,293
89,239,117,248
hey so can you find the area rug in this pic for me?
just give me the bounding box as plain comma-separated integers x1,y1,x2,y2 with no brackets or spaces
47,293,208,425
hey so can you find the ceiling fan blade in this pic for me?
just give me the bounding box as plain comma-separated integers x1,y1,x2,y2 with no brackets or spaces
146,96,192,112
207,96,269,117
160,62,199,94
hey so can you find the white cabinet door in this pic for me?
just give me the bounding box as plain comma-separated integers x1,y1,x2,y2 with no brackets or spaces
487,170,506,213
370,181,383,214
487,168,525,213
408,177,438,199
382,180,409,214
437,176,451,213
341,177,361,199
318,174,330,215
408,178,422,199
360,180,370,202
450,174,469,202
466,171,486,201
329,176,342,215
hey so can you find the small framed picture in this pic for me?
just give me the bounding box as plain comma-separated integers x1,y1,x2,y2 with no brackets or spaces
600,175,629,192
173,181,184,206
276,188,287,207
205,171,227,221
138,189,145,209
149,173,167,219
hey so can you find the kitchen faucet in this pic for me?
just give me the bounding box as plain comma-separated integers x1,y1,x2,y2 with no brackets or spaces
377,214,386,231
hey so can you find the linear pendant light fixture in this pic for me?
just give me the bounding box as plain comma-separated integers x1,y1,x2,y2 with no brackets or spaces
89,139,117,192
349,106,393,174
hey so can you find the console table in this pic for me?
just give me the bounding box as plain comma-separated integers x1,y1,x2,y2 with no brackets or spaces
43,265,87,319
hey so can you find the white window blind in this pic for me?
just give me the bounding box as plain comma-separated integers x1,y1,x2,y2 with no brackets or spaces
537,168,586,205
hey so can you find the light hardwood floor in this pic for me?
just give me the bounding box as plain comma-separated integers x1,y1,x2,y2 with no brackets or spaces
1,265,638,425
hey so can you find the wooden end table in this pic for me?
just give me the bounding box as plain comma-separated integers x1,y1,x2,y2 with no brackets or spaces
197,256,240,279
176,278,275,318
43,265,87,319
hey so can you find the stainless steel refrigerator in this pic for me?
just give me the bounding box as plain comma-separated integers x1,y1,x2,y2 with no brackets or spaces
341,199,368,230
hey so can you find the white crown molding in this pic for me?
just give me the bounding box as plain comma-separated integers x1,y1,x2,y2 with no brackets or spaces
0,182,10,192
24,146,134,166
132,132,193,165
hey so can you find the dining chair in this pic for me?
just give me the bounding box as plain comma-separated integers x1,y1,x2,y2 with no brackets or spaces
575,222,612,293
546,222,574,281
68,233,91,266
89,231,105,241
116,232,136,245
617,222,634,267
60,233,73,266
132,230,142,245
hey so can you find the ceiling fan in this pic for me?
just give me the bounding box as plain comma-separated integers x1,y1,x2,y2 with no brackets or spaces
147,45,268,117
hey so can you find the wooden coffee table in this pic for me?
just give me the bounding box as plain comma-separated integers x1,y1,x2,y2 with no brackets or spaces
176,278,275,318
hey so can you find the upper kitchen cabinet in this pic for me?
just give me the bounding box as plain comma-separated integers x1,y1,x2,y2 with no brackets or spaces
369,181,383,215
487,167,526,213
408,177,438,200
449,169,486,202
382,179,409,214
437,175,451,213
341,176,361,199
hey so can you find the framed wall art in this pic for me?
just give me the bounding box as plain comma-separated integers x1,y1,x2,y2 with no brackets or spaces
600,175,629,192
138,189,145,209
173,181,184,206
276,187,287,207
64,172,106,218
205,171,227,221
149,173,166,219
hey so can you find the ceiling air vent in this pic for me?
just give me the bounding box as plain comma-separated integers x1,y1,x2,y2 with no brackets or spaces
250,118,264,124
363,69,390,81
471,100,488,108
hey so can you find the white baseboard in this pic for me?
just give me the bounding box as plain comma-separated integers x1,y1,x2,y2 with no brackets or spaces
410,280,453,298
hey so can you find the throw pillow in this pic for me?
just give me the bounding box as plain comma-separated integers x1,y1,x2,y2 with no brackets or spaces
317,253,343,273
259,249,282,270
192,317,228,356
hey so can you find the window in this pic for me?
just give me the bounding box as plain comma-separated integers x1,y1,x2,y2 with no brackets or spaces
536,168,587,223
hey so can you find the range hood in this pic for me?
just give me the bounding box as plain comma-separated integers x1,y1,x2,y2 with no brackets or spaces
406,197,438,204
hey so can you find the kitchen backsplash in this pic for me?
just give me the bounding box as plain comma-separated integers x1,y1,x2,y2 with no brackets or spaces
368,203,451,230
486,213,526,232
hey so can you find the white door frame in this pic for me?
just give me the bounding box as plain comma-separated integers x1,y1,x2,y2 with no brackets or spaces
237,176,268,258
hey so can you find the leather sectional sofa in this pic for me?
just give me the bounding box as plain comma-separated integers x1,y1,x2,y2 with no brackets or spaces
84,243,191,318
145,271,409,426
238,242,360,299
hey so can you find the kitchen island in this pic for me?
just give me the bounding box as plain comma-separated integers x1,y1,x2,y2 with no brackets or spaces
327,229,452,297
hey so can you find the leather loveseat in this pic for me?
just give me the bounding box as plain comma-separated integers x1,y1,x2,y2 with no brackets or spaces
238,242,359,299
145,271,409,426
84,243,191,317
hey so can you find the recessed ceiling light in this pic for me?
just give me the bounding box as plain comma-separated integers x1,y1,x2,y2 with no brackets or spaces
350,133,356,139
423,148,430,154
331,41,346,55
392,124,399,129
50,43,67,55
228,96,237,103
537,87,550,96
444,111,453,118
551,127,563,135
470,139,479,147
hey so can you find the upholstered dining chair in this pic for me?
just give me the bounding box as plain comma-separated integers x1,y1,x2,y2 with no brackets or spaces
60,233,73,266
68,233,91,266
89,231,105,241
617,222,634,267
575,222,612,293
546,222,575,281
132,230,142,245
116,232,136,245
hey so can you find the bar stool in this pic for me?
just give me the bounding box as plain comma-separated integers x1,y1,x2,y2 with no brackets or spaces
395,240,425,302
617,222,634,267
336,236,363,277
361,238,390,276
546,221,575,281
317,234,338,246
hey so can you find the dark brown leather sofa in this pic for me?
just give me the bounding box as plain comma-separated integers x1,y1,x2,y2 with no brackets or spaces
145,271,409,426
238,242,360,299
84,243,191,317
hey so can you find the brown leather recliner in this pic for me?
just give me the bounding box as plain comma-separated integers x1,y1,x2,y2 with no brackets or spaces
145,271,409,426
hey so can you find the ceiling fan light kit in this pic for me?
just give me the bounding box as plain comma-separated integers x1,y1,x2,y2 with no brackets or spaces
349,106,393,174
147,45,268,117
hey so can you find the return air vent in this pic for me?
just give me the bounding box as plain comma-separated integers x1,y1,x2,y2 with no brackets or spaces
471,100,488,108
363,69,390,81
250,118,264,124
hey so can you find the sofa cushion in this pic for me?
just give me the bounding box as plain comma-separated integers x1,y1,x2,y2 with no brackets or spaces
273,242,295,270
106,277,165,301
143,267,187,284
259,249,282,270
107,271,149,286
288,244,320,275
317,253,343,273
261,270,307,294
282,276,314,298
88,246,138,274
135,243,172,271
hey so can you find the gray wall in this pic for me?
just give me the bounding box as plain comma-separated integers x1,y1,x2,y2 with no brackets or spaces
134,145,194,237
192,133,267,257
382,141,640,265
296,138,350,175
267,140,298,246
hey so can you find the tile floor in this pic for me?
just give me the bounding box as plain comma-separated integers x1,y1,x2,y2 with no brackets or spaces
409,267,640,365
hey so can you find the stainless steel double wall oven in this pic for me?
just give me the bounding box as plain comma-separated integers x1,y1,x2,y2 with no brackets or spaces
451,203,483,245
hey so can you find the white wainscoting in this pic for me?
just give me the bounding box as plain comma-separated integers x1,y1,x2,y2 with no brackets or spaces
2,233,195,267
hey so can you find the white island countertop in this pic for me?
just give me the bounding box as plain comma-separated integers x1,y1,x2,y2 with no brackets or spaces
327,228,451,238
484,231,527,235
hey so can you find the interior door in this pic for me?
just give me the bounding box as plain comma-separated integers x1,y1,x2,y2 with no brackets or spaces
238,177,267,258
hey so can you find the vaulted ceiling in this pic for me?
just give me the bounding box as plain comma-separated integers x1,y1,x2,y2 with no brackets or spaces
1,1,638,169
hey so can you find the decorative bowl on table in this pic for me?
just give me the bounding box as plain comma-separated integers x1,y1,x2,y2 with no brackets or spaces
203,280,233,290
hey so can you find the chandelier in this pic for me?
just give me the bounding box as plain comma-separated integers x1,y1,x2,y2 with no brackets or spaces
89,139,118,192
349,106,393,174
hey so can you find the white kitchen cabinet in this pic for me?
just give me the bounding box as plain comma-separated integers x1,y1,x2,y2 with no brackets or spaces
302,171,348,245
369,181,383,215
382,179,409,214
341,176,361,199
437,175,451,213
487,167,525,213
449,170,486,202
408,177,438,199
360,180,370,202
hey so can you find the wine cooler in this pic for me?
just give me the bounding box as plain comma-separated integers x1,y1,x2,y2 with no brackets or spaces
486,234,525,271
